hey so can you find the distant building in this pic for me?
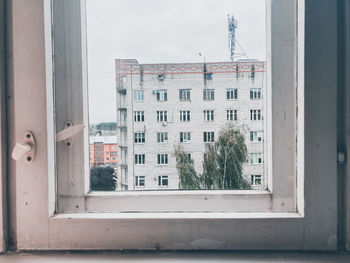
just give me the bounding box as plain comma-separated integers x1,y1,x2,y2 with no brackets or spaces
116,59,265,191
90,136,118,168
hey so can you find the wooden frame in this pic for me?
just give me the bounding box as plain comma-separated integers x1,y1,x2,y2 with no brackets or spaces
6,0,341,250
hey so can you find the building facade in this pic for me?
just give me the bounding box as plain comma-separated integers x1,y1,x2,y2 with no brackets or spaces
90,136,118,168
116,59,265,191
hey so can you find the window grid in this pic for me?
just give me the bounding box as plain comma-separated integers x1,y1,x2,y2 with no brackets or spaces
203,89,215,101
134,132,145,144
203,132,215,143
134,111,144,122
249,153,262,164
156,90,167,101
250,109,261,121
157,154,169,165
180,110,191,122
157,111,168,122
180,132,191,143
226,88,238,100
250,131,263,142
226,110,238,121
179,89,191,101
134,154,145,165
157,132,168,143
203,110,214,122
135,176,145,187
158,175,169,186
250,175,262,186
250,88,262,99
133,90,144,102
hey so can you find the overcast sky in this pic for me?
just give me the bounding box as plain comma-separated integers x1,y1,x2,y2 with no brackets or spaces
87,0,266,124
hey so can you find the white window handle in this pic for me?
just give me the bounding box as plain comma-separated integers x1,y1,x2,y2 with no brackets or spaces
11,132,36,162
56,121,85,148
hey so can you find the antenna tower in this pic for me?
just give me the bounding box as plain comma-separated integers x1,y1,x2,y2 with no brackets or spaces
228,14,249,61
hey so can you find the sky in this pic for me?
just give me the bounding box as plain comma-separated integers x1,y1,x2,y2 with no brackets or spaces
86,0,266,124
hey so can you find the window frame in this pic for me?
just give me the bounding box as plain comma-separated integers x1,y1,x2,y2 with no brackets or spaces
7,0,343,251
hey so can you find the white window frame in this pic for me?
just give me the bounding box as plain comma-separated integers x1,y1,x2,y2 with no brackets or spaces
250,131,263,142
8,0,345,251
203,88,215,101
156,89,167,101
156,111,167,122
250,109,262,121
250,153,263,164
203,131,215,143
180,132,191,143
179,110,190,122
134,132,145,144
157,153,168,165
133,90,144,102
134,111,144,122
250,88,262,100
203,110,214,122
135,176,146,187
179,89,191,101
226,109,238,121
134,154,145,165
226,88,238,100
158,175,169,187
251,175,262,186
157,132,168,143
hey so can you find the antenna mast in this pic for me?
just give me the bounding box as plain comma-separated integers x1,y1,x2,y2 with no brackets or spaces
228,14,237,62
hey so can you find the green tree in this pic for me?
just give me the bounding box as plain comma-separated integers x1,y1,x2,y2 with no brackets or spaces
202,124,251,190
173,145,201,190
90,166,117,191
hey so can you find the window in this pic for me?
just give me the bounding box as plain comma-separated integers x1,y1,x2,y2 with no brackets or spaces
250,131,263,142
134,111,145,122
250,109,261,121
203,89,215,101
251,175,262,186
158,175,169,186
134,154,145,165
203,132,215,143
250,153,262,164
226,110,238,121
180,132,191,143
203,110,214,122
135,176,145,187
156,90,167,101
226,88,238,100
111,151,117,156
157,111,167,122
157,132,168,143
179,89,191,101
134,132,145,143
250,88,262,99
180,110,190,122
157,154,168,165
133,90,144,102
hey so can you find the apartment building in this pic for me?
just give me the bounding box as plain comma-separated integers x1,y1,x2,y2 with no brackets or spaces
116,59,265,191
90,136,118,168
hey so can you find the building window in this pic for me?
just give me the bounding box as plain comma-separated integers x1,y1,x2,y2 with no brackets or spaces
250,88,262,99
135,154,145,165
180,110,191,122
203,132,215,143
134,111,145,122
157,153,168,165
111,151,117,156
180,132,191,143
158,175,169,186
226,110,238,121
250,131,263,142
112,158,116,161
157,132,168,143
133,90,144,102
251,175,262,186
135,176,145,187
112,146,116,149
157,111,168,122
156,90,167,101
179,89,191,101
250,109,261,121
203,89,215,101
250,153,262,164
134,132,145,143
203,110,214,121
226,88,238,100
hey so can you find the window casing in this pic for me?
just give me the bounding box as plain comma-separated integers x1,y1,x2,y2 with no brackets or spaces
180,132,191,143
226,88,238,100
157,154,168,165
156,90,167,101
179,89,191,101
180,110,190,122
135,176,145,187
251,175,262,186
134,154,145,165
250,131,263,142
158,176,169,186
203,89,215,101
250,153,262,164
203,110,214,122
134,132,145,144
203,132,215,143
250,88,262,99
157,111,167,122
227,110,238,121
250,109,261,121
133,90,144,102
134,111,144,122
157,132,168,143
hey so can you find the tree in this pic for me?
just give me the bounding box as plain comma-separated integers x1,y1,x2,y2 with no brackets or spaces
202,124,251,190
173,145,201,190
90,166,117,191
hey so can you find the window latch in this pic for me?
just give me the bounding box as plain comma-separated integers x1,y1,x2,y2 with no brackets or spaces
337,151,346,165
56,121,85,148
11,131,36,162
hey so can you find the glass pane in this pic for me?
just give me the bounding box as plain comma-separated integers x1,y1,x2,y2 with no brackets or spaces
88,0,266,191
